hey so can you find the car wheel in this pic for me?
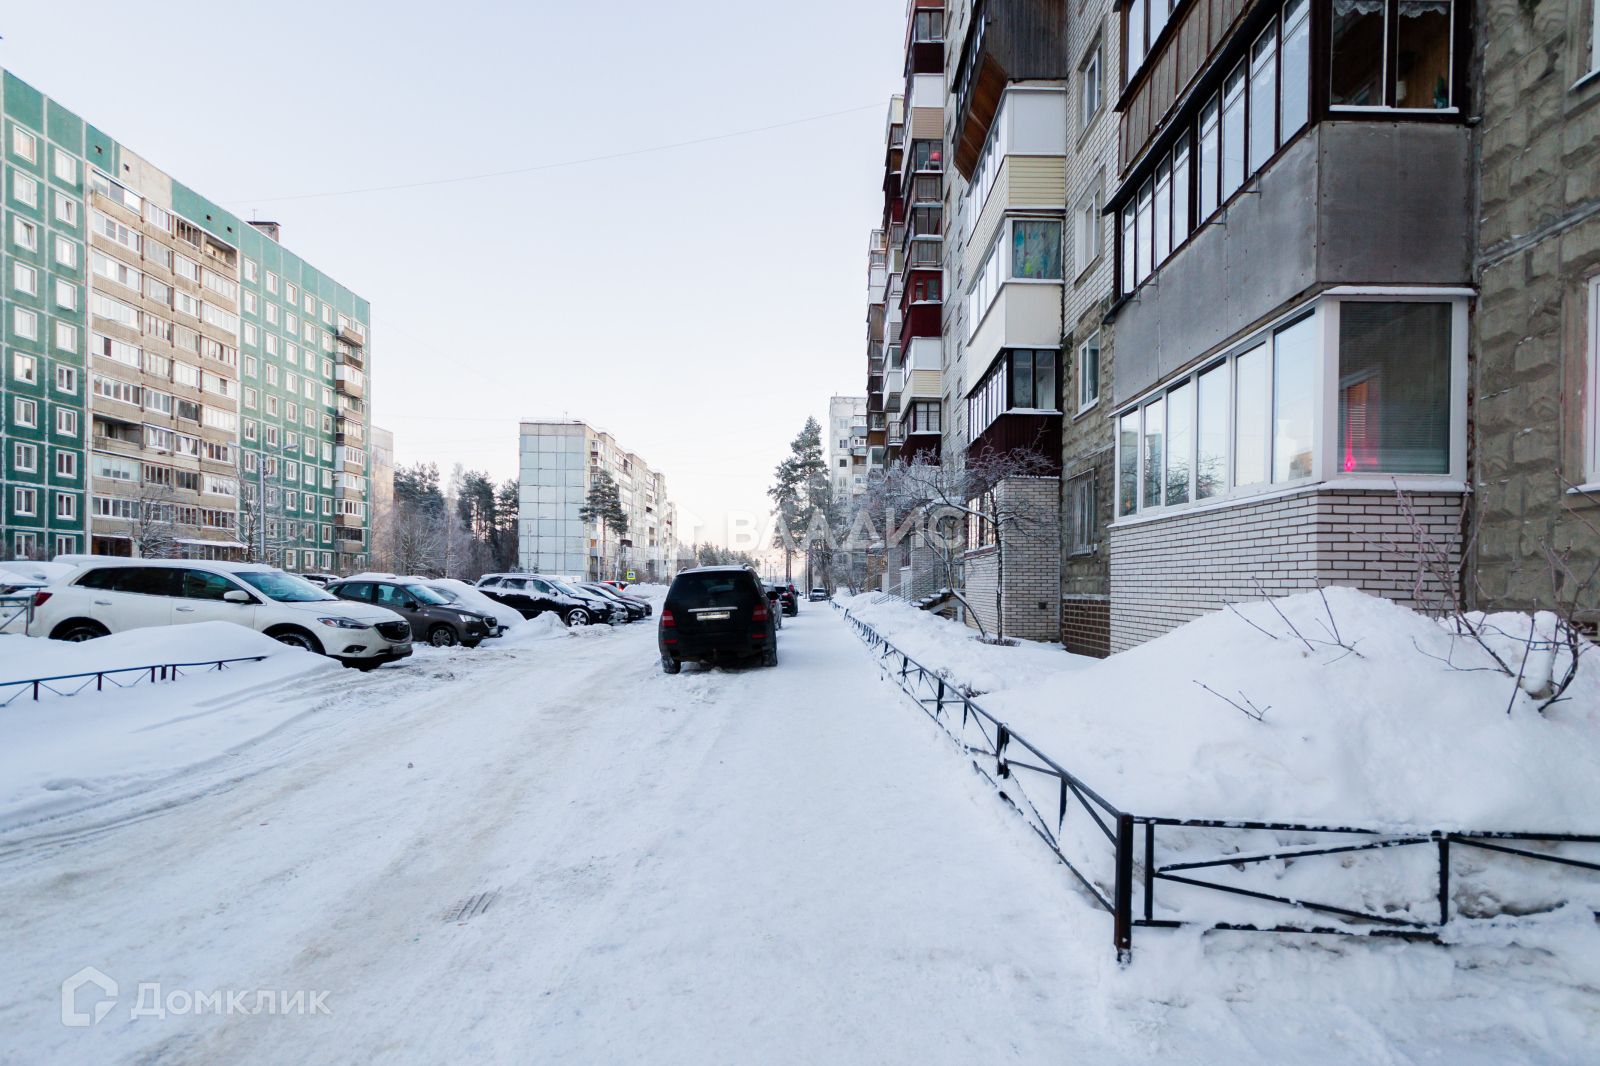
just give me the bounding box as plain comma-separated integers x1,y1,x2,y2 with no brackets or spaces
463,639,483,649
54,620,109,643
266,626,324,655
566,608,591,627
428,625,459,648
661,655,681,675
762,644,779,668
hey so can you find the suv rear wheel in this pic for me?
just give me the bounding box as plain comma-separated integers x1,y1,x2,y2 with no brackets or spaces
565,608,591,627
661,655,681,675
53,620,109,643
428,624,459,648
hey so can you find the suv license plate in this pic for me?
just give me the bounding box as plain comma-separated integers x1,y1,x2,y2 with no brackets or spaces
698,611,731,621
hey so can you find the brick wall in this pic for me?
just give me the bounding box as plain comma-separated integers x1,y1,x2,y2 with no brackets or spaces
1061,595,1111,657
1109,488,1463,651
964,477,1062,640
1472,0,1600,622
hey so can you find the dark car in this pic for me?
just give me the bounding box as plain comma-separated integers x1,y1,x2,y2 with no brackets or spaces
763,585,787,630
476,573,604,627
580,582,647,622
327,578,494,648
659,566,777,673
545,577,624,625
771,584,798,617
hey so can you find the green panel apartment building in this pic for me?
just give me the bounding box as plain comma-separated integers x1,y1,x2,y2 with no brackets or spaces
0,70,372,570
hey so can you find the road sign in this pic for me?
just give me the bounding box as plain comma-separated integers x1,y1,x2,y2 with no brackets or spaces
625,569,637,581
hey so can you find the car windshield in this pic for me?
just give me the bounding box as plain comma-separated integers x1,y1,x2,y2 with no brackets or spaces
427,586,461,603
550,580,588,599
403,584,452,606
236,571,337,603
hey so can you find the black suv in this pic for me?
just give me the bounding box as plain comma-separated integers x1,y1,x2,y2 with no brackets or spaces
579,582,647,622
659,566,777,673
327,578,494,647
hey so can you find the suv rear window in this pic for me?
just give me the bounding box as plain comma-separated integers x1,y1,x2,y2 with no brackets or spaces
669,572,758,604
77,567,179,596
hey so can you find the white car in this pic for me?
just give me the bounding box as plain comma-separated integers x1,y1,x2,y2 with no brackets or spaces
29,560,414,669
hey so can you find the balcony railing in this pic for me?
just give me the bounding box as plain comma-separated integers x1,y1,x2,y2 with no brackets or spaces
912,174,942,205
887,421,906,445
907,241,943,268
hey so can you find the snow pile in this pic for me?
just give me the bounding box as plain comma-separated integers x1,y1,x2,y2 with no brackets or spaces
0,622,340,828
839,588,1600,931
498,611,570,645
835,591,1088,694
0,559,75,586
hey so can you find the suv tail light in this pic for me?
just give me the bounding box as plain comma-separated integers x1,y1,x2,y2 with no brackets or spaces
751,602,769,624
660,608,675,628
30,591,51,608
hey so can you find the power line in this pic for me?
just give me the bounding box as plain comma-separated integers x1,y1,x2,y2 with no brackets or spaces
230,102,881,206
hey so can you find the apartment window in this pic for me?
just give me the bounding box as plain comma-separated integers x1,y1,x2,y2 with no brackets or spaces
145,240,173,272
55,366,76,394
1115,298,1459,518
52,148,77,186
1072,179,1103,277
54,279,76,310
56,408,79,438
1012,220,1063,280
1081,43,1103,131
912,8,943,41
1337,303,1452,473
13,215,37,252
266,271,278,293
14,442,36,472
18,485,41,516
1078,333,1101,411
14,306,38,340
55,492,77,521
53,191,77,226
1069,473,1098,554
1331,0,1456,109
12,353,35,384
12,261,37,296
1249,22,1279,173
285,283,298,304
11,169,38,207
11,125,37,163
54,450,75,482
91,210,141,254
909,400,942,435
54,321,77,353
1282,0,1312,135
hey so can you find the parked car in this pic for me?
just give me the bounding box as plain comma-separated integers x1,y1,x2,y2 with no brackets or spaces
298,573,341,588
808,587,830,602
545,578,624,625
579,582,648,622
326,578,494,647
414,583,506,637
28,561,413,669
764,585,785,630
601,585,653,617
659,566,777,673
770,584,798,617
476,573,605,627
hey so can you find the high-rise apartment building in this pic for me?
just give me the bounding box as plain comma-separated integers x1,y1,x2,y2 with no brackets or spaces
826,395,868,497
0,70,372,570
517,420,676,582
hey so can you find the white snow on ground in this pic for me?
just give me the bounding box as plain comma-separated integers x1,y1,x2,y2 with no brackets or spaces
1,606,1596,1063
0,623,341,829
841,587,1600,829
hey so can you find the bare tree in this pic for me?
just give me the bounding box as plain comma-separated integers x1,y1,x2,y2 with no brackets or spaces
237,482,293,565
132,482,183,559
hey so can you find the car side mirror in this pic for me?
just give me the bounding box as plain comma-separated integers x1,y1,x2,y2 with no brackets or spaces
223,590,251,604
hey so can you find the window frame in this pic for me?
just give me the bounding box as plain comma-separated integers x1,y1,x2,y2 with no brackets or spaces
1587,274,1600,484
1111,291,1468,524
1078,333,1102,413
1328,0,1462,114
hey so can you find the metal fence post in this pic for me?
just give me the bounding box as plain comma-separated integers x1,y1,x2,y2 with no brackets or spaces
1437,834,1451,926
1114,814,1135,963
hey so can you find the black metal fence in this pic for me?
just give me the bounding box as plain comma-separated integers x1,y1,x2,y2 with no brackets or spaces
0,657,269,707
835,604,1600,961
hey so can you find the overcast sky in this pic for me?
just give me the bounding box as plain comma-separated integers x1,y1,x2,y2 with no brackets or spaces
3,0,905,546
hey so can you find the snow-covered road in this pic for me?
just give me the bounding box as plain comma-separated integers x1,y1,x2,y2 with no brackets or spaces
3,607,1594,1064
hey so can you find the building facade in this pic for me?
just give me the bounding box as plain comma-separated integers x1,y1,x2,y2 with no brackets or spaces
1471,0,1600,624
826,395,868,498
1,70,372,570
517,420,676,582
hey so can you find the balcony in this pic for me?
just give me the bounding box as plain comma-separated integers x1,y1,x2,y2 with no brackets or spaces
337,324,365,348
906,240,942,270
887,421,906,446
951,0,1070,179
335,365,365,399
335,512,365,529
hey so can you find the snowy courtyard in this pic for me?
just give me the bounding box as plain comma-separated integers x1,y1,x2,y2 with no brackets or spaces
2,602,1597,1064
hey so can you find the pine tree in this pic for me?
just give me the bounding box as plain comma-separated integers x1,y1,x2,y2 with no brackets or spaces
579,469,629,579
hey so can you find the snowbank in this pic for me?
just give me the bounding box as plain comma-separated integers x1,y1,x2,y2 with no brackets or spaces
0,559,75,586
846,588,1600,830
0,622,341,828
836,591,1089,694
499,611,570,645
